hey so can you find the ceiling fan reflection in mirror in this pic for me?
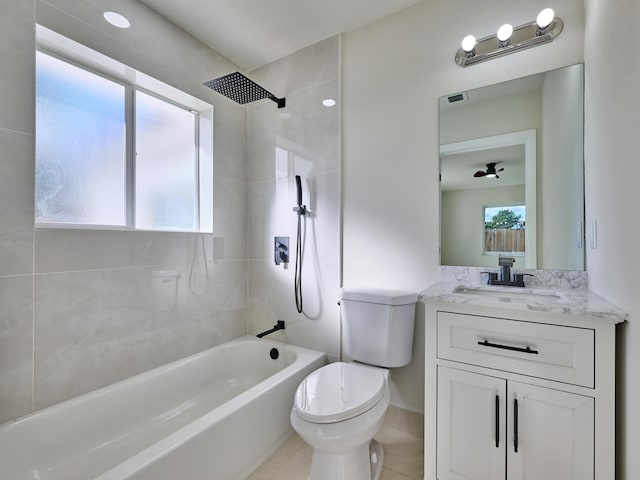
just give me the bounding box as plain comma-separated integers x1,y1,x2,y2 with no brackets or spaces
474,162,504,179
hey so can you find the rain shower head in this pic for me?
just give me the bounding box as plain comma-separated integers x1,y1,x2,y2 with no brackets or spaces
203,72,286,108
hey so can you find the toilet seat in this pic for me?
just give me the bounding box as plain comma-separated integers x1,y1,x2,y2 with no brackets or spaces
293,362,386,424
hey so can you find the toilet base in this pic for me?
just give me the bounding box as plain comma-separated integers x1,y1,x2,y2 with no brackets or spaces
309,439,384,480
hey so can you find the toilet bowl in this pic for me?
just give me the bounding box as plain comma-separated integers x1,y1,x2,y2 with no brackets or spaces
290,287,418,480
290,362,390,480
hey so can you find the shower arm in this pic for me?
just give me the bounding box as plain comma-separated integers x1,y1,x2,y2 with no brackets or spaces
269,96,286,109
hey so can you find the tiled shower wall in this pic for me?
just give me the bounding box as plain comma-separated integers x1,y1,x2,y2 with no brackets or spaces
0,0,248,422
247,36,341,360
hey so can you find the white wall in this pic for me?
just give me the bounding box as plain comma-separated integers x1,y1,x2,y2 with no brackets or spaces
442,185,525,267
584,1,640,478
440,91,541,145
342,0,585,412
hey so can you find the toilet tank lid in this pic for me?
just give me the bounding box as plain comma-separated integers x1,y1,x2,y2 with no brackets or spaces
340,288,418,306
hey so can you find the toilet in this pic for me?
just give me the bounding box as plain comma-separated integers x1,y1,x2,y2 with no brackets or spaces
290,288,418,480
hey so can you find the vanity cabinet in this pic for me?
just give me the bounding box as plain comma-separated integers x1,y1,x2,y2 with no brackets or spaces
437,367,593,480
424,294,624,480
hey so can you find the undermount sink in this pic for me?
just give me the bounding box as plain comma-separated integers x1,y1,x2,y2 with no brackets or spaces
453,285,565,303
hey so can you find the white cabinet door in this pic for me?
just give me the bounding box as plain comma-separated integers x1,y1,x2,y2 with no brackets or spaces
437,367,507,480
507,381,594,480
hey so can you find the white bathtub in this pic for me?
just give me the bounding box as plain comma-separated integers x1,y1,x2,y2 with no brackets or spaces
0,336,326,480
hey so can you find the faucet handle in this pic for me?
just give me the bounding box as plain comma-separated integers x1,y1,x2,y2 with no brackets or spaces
481,271,498,285
513,272,534,286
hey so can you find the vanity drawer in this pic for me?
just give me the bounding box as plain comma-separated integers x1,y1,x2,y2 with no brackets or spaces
437,312,595,387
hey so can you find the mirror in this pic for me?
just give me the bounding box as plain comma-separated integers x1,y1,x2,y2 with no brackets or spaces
439,64,584,271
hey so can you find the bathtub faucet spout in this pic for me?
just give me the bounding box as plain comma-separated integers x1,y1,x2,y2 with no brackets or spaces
256,320,285,338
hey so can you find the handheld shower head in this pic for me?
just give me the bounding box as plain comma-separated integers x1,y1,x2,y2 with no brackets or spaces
295,175,303,207
293,175,306,216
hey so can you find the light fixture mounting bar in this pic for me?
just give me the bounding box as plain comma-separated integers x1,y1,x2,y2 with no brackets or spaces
456,18,563,67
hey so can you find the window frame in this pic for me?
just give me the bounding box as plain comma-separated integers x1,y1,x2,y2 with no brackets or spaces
35,36,212,233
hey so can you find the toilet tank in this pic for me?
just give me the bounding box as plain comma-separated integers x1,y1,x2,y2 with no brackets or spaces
340,288,418,368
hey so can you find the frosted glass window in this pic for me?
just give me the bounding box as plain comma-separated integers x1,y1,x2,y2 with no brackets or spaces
135,91,198,230
35,45,211,232
35,51,127,225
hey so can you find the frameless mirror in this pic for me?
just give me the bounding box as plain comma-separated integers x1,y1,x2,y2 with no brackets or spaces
439,64,585,271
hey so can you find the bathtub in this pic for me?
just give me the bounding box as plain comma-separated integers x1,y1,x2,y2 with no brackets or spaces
0,336,326,480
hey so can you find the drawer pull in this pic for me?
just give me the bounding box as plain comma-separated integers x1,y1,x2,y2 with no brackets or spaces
478,340,539,355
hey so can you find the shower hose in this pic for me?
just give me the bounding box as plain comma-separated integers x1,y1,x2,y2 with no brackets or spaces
294,210,303,313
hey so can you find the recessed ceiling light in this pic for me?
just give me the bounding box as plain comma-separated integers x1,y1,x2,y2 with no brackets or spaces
103,11,130,29
322,98,336,107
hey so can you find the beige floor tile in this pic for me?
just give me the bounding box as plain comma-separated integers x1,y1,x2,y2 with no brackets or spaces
247,410,424,480
381,467,413,480
270,442,313,480
383,406,424,439
246,432,306,480
375,427,424,480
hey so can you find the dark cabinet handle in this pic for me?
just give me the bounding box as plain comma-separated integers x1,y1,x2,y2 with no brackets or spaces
478,340,539,355
495,394,500,448
514,398,519,453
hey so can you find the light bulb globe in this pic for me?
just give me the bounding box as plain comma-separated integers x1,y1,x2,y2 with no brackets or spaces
497,24,513,42
461,35,477,52
536,8,555,29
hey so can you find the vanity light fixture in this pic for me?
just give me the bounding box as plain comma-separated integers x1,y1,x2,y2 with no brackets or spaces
103,11,130,29
322,98,336,107
456,8,563,67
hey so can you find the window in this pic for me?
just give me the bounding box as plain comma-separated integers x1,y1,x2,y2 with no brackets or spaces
35,48,212,232
135,91,198,231
484,205,526,254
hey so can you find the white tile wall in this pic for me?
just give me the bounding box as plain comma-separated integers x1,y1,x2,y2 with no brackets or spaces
0,0,249,421
0,130,35,276
0,1,35,134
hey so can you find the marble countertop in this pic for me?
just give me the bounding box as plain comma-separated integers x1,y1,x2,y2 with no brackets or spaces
421,282,628,323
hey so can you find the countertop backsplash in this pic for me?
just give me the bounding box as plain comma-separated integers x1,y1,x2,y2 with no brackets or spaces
440,266,588,290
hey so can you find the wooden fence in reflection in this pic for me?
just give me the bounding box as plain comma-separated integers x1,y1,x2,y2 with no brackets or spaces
485,228,526,252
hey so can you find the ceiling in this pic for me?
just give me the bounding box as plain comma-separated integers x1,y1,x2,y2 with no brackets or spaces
439,72,545,112
441,145,526,192
139,0,423,70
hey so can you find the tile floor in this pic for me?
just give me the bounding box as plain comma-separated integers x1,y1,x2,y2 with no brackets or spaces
246,407,424,480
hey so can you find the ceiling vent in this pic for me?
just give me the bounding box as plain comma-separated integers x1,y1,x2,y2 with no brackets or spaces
447,92,468,104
